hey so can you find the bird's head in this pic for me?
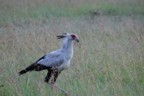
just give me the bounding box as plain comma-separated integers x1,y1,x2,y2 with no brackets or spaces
57,33,79,42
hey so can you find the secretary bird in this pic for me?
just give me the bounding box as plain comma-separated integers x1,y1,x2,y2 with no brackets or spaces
18,33,79,88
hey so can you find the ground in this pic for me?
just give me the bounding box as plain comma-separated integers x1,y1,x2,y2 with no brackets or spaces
0,0,144,96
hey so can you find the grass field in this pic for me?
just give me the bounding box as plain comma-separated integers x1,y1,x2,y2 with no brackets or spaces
0,0,144,96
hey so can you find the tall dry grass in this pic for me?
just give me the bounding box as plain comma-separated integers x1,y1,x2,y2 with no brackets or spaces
0,16,144,96
0,0,144,96
0,0,144,23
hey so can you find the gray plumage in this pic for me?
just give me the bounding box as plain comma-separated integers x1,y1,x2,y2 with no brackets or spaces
19,33,79,84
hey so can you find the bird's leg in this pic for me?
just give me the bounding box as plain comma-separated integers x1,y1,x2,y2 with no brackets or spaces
44,70,52,83
49,68,69,95
50,67,64,92
52,69,59,83
50,67,58,90
50,66,58,84
45,67,58,83
45,67,69,95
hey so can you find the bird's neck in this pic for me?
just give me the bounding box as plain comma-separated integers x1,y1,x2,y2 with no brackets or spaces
61,39,74,58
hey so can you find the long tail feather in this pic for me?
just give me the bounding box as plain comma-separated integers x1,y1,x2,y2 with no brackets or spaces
18,63,49,76
18,63,36,75
19,70,27,75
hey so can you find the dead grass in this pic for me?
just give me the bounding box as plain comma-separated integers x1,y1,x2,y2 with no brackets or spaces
0,0,144,96
0,0,144,23
0,16,144,96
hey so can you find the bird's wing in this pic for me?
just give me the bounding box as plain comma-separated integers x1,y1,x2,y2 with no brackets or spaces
36,50,65,67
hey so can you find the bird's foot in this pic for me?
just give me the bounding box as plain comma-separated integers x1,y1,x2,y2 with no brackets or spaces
48,83,69,95
48,83,60,93
51,83,58,90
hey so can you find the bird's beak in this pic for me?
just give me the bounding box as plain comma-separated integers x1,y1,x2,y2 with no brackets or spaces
57,35,66,39
75,38,80,42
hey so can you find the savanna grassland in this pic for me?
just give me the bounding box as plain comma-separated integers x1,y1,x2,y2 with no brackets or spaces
0,0,144,96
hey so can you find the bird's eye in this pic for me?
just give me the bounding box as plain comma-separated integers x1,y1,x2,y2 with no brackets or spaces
71,34,77,39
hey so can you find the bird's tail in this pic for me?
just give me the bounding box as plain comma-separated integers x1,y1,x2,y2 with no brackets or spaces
18,63,36,75
19,70,27,75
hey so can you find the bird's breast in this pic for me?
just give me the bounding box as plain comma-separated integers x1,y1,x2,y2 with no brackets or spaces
58,60,71,72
